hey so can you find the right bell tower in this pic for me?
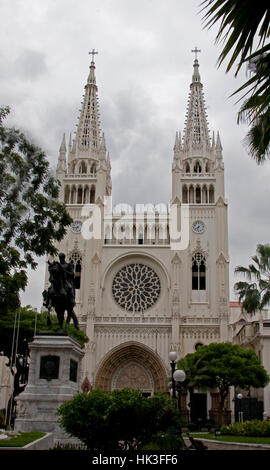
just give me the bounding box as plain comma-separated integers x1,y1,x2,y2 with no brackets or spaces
171,49,230,348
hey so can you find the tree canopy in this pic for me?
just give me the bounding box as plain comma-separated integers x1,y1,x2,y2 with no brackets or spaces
178,342,269,410
201,0,270,163
0,306,89,359
234,243,270,314
57,388,182,451
0,107,72,315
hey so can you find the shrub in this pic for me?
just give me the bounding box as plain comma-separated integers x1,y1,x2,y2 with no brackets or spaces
57,389,182,451
221,420,270,437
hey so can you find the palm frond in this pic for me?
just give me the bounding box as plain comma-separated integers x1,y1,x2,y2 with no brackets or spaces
234,266,253,280
201,0,270,74
243,116,270,163
234,244,270,314
257,244,270,270
200,1,270,162
260,288,270,309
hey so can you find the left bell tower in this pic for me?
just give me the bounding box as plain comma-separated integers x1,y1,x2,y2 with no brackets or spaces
44,51,112,320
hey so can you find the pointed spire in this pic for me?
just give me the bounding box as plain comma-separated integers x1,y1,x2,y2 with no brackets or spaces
174,131,179,151
216,131,223,159
182,50,210,151
212,131,215,149
57,133,66,175
178,131,182,150
216,131,222,150
59,133,66,152
99,132,107,160
75,50,101,155
107,152,111,169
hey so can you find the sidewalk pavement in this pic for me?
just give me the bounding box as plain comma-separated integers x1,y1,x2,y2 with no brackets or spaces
184,437,270,451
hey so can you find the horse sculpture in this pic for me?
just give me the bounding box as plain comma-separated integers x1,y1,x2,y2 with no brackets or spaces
42,253,79,333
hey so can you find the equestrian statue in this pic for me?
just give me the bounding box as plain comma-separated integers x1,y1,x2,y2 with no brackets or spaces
42,253,79,333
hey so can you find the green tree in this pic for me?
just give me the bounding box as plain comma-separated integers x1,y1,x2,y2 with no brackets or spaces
0,107,72,315
0,306,88,359
201,0,270,163
57,388,182,451
234,243,270,314
180,342,269,412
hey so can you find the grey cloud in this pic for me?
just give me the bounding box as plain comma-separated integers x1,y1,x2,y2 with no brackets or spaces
13,49,48,80
0,0,267,309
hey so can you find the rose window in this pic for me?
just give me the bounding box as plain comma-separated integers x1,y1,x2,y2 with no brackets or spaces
112,263,161,312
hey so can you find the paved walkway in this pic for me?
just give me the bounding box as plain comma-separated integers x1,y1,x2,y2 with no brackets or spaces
184,437,270,451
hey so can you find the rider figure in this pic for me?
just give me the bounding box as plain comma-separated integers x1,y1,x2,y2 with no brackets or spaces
58,252,76,304
43,253,79,331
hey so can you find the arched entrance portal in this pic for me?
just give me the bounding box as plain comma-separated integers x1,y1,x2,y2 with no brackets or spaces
94,342,168,393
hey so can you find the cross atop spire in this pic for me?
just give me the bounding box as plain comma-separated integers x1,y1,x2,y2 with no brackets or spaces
191,47,201,61
89,49,98,62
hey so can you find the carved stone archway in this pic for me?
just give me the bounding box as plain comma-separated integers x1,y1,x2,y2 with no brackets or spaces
94,342,168,393
112,361,154,395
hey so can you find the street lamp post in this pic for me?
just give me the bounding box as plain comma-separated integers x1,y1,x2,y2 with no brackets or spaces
169,351,177,399
173,369,186,436
237,393,243,423
168,353,187,449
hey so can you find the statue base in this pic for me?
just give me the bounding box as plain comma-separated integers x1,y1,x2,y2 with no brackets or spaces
14,334,84,442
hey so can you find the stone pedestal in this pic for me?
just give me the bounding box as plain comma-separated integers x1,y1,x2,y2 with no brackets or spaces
14,334,84,440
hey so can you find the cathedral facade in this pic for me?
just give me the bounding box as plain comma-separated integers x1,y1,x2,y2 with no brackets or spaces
44,53,230,396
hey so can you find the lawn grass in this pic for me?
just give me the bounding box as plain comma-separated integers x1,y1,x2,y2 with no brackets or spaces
190,433,270,446
0,432,45,447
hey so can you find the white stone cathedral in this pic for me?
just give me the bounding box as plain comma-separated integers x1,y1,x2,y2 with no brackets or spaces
44,52,230,397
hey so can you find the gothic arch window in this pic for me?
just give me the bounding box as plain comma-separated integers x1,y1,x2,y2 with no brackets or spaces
194,160,202,173
192,252,206,291
209,185,215,203
69,252,82,290
77,186,83,204
79,161,87,174
195,342,203,351
202,185,208,204
195,186,201,204
90,185,96,204
71,185,76,204
185,162,190,173
64,185,70,204
205,161,210,173
83,186,89,204
182,185,188,203
189,185,194,204
90,163,97,175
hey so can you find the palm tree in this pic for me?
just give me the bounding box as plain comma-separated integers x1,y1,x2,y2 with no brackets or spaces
201,0,270,163
234,243,270,313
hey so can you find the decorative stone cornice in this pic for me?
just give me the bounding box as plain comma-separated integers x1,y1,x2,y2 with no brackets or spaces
95,326,171,335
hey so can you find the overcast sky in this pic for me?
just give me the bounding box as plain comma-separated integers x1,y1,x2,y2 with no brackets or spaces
1,0,269,310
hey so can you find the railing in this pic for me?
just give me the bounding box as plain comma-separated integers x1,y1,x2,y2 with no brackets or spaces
183,173,215,178
64,173,97,178
104,238,170,246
